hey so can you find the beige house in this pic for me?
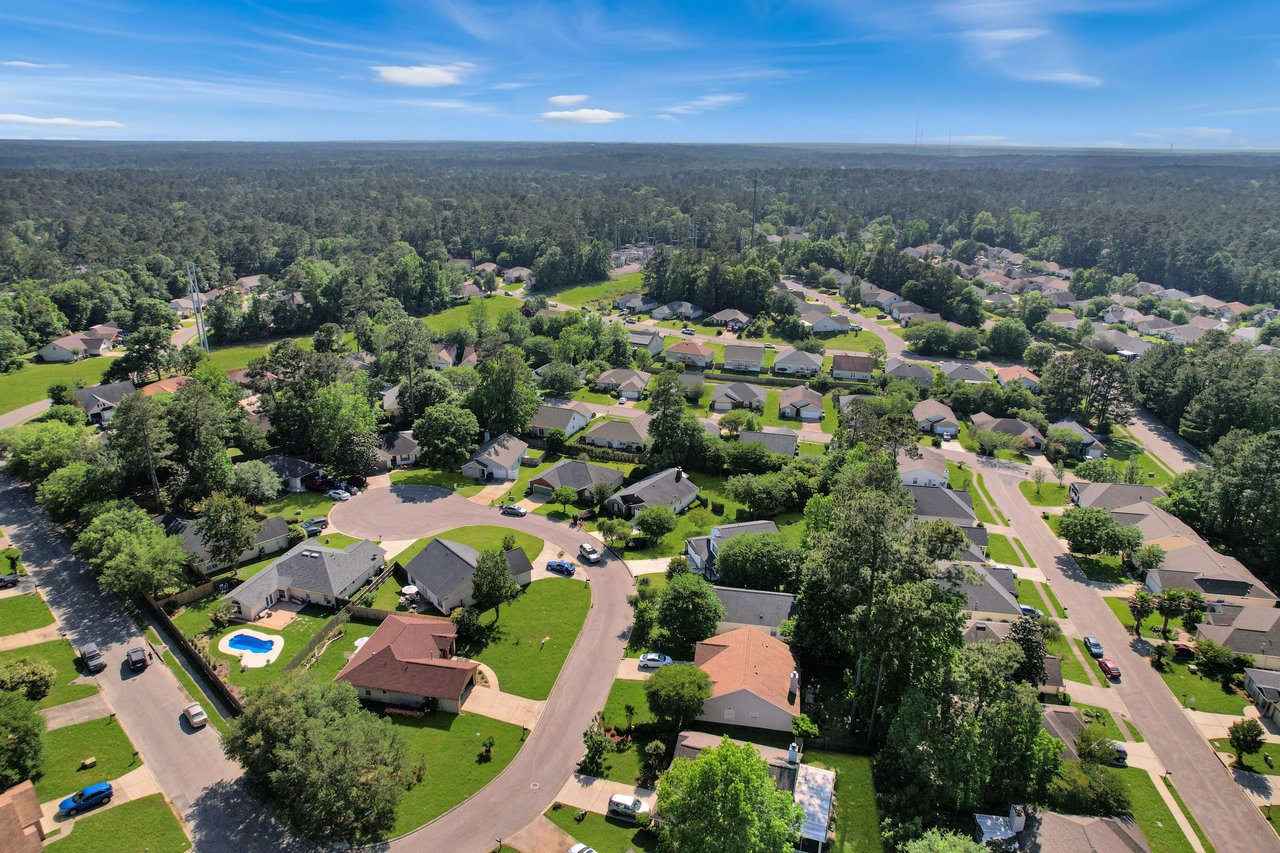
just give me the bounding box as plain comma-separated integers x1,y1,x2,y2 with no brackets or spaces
695,627,800,733
222,539,385,621
665,340,714,369
461,433,528,481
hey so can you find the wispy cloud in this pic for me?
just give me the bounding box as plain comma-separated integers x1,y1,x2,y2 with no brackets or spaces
665,94,745,116
372,62,475,87
400,98,497,115
656,114,676,121
540,108,626,124
492,81,531,90
0,113,123,128
547,94,589,106
2,60,66,69
1020,70,1102,86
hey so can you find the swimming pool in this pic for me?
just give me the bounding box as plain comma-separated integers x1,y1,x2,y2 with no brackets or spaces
227,633,276,654
218,629,284,667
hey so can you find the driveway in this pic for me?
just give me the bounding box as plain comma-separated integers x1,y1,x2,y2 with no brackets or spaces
1127,407,1203,474
328,485,635,851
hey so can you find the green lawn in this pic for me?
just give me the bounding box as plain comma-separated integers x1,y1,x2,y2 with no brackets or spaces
1073,701,1126,742
386,711,526,837
818,329,886,354
0,639,99,709
598,679,657,785
0,592,55,637
371,573,407,610
987,533,1023,566
255,490,333,523
1154,658,1249,715
34,716,142,800
1074,553,1129,584
395,525,543,567
494,459,558,504
468,577,591,700
0,358,111,415
1105,427,1174,487
1012,537,1038,569
1118,767,1196,853
1018,480,1070,506
388,466,485,497
420,295,523,334
570,386,620,405
1016,579,1050,615
44,794,190,853
1046,632,1088,684
946,463,999,525
545,272,644,307
1103,596,1168,638
1041,581,1065,617
545,804,659,853
805,751,884,853
1211,738,1280,775
799,440,828,456
303,617,384,683
1044,513,1063,537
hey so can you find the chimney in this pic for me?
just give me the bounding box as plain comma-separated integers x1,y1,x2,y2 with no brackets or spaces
788,743,799,764
1009,804,1026,833
674,468,684,482
789,670,800,695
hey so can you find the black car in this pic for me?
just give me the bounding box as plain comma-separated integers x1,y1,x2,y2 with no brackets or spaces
0,574,19,589
301,524,323,537
346,475,368,489
126,647,147,671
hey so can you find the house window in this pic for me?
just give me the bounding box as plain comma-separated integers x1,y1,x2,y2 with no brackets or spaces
724,709,736,721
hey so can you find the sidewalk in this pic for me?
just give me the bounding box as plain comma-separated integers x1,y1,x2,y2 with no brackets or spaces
39,693,112,731
0,623,61,651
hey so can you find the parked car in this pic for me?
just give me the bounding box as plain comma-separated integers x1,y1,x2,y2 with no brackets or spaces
183,702,209,728
624,317,636,325
304,517,329,531
638,652,673,669
607,794,651,823
1083,636,1104,658
569,845,599,853
1107,741,1129,767
325,489,351,502
346,475,368,489
546,560,576,577
578,543,602,564
1019,604,1044,618
126,647,147,672
1098,658,1121,680
681,327,695,335
764,342,776,349
59,782,112,816
336,481,359,495
302,524,323,537
0,574,18,588
79,643,106,674
1173,642,1197,658
876,312,887,320
501,504,528,517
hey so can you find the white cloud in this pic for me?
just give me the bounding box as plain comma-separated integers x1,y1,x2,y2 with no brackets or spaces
401,98,496,115
491,81,530,90
371,62,475,87
0,113,123,128
547,94,589,106
665,93,744,115
1022,70,1102,86
540,108,627,124
2,60,66,68
656,114,676,121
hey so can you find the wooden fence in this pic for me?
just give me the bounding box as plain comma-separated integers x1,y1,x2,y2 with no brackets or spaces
142,596,244,715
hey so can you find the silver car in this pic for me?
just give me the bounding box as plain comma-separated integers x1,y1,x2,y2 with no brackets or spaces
638,652,673,669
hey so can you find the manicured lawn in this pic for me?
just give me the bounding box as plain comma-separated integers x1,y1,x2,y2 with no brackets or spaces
818,329,885,354
545,804,659,853
232,553,278,582
570,386,620,405
34,716,142,800
468,578,591,700
395,525,543,566
371,573,407,610
597,679,656,785
303,617,383,683
1018,480,1070,506
546,272,644,307
1041,580,1064,616
1154,658,1249,715
1045,632,1088,684
1211,738,1280,775
1074,701,1126,742
388,466,485,497
1106,426,1174,487
1074,553,1129,584
804,751,884,853
0,592,55,636
987,533,1023,566
1161,777,1212,852
608,472,752,559
946,463,999,525
0,639,99,709
1044,513,1063,537
1016,579,1050,614
44,794,190,853
1118,767,1196,853
0,358,111,415
420,295,523,334
313,532,358,549
256,490,333,523
799,440,827,456
495,459,558,504
603,679,652,730
1103,595,1168,639
386,711,526,837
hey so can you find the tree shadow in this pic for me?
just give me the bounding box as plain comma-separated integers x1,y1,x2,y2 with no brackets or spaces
186,779,316,853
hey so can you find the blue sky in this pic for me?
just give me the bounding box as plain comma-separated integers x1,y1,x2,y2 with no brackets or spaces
1,0,1278,147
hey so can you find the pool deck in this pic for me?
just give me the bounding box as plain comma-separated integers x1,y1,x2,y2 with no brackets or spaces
218,627,283,667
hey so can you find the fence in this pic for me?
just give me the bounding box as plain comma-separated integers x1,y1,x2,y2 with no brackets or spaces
700,370,874,392
346,605,451,624
282,610,349,672
142,596,244,715
155,580,222,609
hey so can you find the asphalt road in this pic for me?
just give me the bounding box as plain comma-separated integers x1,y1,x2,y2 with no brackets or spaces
1127,407,1203,475
330,486,634,852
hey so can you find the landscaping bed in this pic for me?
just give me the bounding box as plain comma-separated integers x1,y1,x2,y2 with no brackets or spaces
0,592,55,637
0,639,99,709
34,716,142,800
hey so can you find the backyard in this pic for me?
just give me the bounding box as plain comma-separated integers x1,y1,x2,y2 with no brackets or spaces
0,639,99,709
44,794,190,853
804,751,884,853
0,592,55,636
302,616,384,683
34,716,142,800
545,804,658,853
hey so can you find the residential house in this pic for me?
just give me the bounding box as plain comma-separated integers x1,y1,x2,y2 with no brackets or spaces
453,281,483,301
528,459,624,500
627,329,664,356
375,430,421,469
738,430,798,457
913,399,959,439
831,353,876,381
160,513,290,574
884,357,934,385
403,540,534,613
941,362,989,384
336,615,478,713
71,380,136,424
1135,316,1175,336
897,446,948,488
595,368,650,400
902,311,943,327
529,403,593,438
1069,482,1165,509
430,343,457,370
1220,301,1252,320
1092,328,1154,359
707,308,750,330
942,562,1022,621
581,418,648,452
1198,608,1280,670
664,340,714,369
994,365,1040,391
971,411,1044,449
965,619,1064,697
909,485,986,561
140,376,190,396
1234,326,1261,344
685,520,779,577
982,292,1015,309
1100,305,1145,326
474,262,499,275
1244,669,1280,727
0,781,44,853
1049,419,1105,458
778,385,823,421
502,266,532,284
710,382,766,412
1166,324,1211,346
771,348,823,377
825,268,853,287
1134,280,1163,296
722,343,766,373
889,300,925,321
859,284,902,309
36,323,122,362
1156,287,1192,302
456,346,478,368
650,301,704,321
797,304,850,334
461,433,528,482
980,807,1150,852
605,467,698,518
222,539,385,620
255,454,320,493
615,293,660,314
694,627,800,732
1044,310,1083,332
712,586,796,637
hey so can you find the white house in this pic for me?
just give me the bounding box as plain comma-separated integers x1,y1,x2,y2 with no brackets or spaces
778,385,823,421
375,430,421,469
222,539,384,621
529,403,593,438
461,433,528,481
897,446,948,487
772,348,823,377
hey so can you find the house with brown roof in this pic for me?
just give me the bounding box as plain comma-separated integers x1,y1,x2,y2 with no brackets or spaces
778,385,823,421
529,403,593,438
37,323,122,363
140,375,191,396
581,417,649,452
0,782,43,853
913,399,959,438
995,365,1040,391
336,614,478,713
831,353,876,381
664,340,714,369
595,368,650,400
694,627,800,732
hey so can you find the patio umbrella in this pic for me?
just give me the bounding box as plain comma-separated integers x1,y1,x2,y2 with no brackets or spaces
401,586,419,596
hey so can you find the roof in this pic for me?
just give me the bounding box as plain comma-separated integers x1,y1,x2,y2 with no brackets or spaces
596,368,650,393
224,539,384,605
738,430,798,456
897,446,947,480
778,384,823,412
943,562,1021,616
773,348,823,368
627,329,663,346
1041,706,1086,762
711,382,767,406
1049,419,1101,447
695,626,799,715
884,357,933,381
673,730,799,794
336,614,477,701
140,376,190,396
0,781,41,853
893,300,926,315
530,403,592,432
1246,668,1280,701
665,340,714,358
257,454,321,480
913,398,957,425
160,513,289,565
711,308,750,323
963,619,1014,644
610,467,698,511
531,459,624,493
908,484,976,524
971,411,1043,444
468,433,528,470
583,417,648,445
794,763,836,842
377,429,419,458
831,353,876,373
1022,810,1150,853
404,540,531,604
73,380,136,412
714,586,796,629
1071,482,1165,509
722,343,766,365
942,362,989,383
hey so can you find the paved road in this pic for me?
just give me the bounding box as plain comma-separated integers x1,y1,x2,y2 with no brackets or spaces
0,475,293,852
1128,407,1203,474
329,486,634,852
981,466,1277,852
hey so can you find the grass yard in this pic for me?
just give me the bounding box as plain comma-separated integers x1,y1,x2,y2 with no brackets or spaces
0,358,111,415
570,386,620,405
1018,480,1070,506
1045,632,1088,684
420,295,523,334
303,617,384,683
45,794,189,852
395,525,543,566
1211,738,1280,775
799,440,828,456
1043,513,1063,537
0,592,55,637
817,329,885,354
388,466,485,497
1012,537,1038,569
987,533,1023,566
1073,701,1126,742
468,577,591,700
1161,777,1213,852
1016,579,1051,615
1106,427,1175,487
545,272,644,307
386,712,526,837
804,751,884,853
0,639,99,709
371,573,407,610
1118,767,1196,853
545,804,659,853
34,716,142,800
1153,658,1248,715
1074,553,1129,584
255,490,333,523
1103,596,1169,639
597,679,657,785
946,462,1000,525
1041,581,1064,616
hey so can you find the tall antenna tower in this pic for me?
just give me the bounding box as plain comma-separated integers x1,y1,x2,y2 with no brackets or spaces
751,175,759,250
185,261,211,353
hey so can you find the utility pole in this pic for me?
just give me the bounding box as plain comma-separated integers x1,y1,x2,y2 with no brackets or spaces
751,175,758,250
185,260,210,353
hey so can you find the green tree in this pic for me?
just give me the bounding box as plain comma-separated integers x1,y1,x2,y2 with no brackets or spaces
718,409,760,437
107,390,172,498
75,502,189,599
109,324,173,383
1228,718,1265,766
469,346,540,437
1023,341,1055,372
647,371,706,469
655,736,804,853
0,658,55,701
656,572,724,656
36,459,121,522
222,678,408,845
196,492,259,571
312,322,347,353
544,428,567,455
644,664,712,730
2,420,94,484
712,533,805,593
1058,506,1116,555
539,361,582,396
597,518,632,549
903,829,985,853
0,690,44,790
987,318,1031,358
635,505,678,544
579,712,609,776
1009,616,1048,687
471,548,520,619
1127,589,1155,637
791,713,819,741
550,485,579,515
1154,588,1187,640
412,404,480,469
310,380,380,478
232,459,282,504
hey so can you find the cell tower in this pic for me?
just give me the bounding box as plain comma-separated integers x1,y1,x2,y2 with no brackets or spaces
185,261,211,353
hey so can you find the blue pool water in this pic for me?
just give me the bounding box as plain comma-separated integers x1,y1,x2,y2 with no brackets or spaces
227,633,276,654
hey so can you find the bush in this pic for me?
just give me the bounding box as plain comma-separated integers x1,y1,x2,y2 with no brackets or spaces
1046,760,1131,816
451,607,483,645
0,657,55,701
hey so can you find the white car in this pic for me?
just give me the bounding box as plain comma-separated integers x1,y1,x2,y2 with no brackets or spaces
638,652,673,669
183,702,208,728
568,846,598,853
325,489,351,502
578,543,601,563
607,794,651,822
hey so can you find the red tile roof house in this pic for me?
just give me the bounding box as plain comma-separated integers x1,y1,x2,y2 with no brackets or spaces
336,614,479,713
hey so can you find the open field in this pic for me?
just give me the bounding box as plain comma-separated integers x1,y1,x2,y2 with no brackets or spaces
420,295,523,333
0,359,112,415
544,272,644,307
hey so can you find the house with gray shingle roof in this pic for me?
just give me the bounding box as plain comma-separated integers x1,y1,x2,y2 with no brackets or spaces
403,540,533,613
595,368,650,400
73,380,136,424
779,385,823,421
529,403,593,438
605,467,699,519
528,459,624,500
684,520,779,575
738,430,799,457
711,382,767,412
713,586,797,637
375,430,421,469
581,417,648,452
772,348,822,377
222,539,385,620
461,433,528,481
723,343,766,373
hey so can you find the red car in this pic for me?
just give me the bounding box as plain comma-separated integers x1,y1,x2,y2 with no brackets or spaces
1098,659,1121,679
1173,642,1197,659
